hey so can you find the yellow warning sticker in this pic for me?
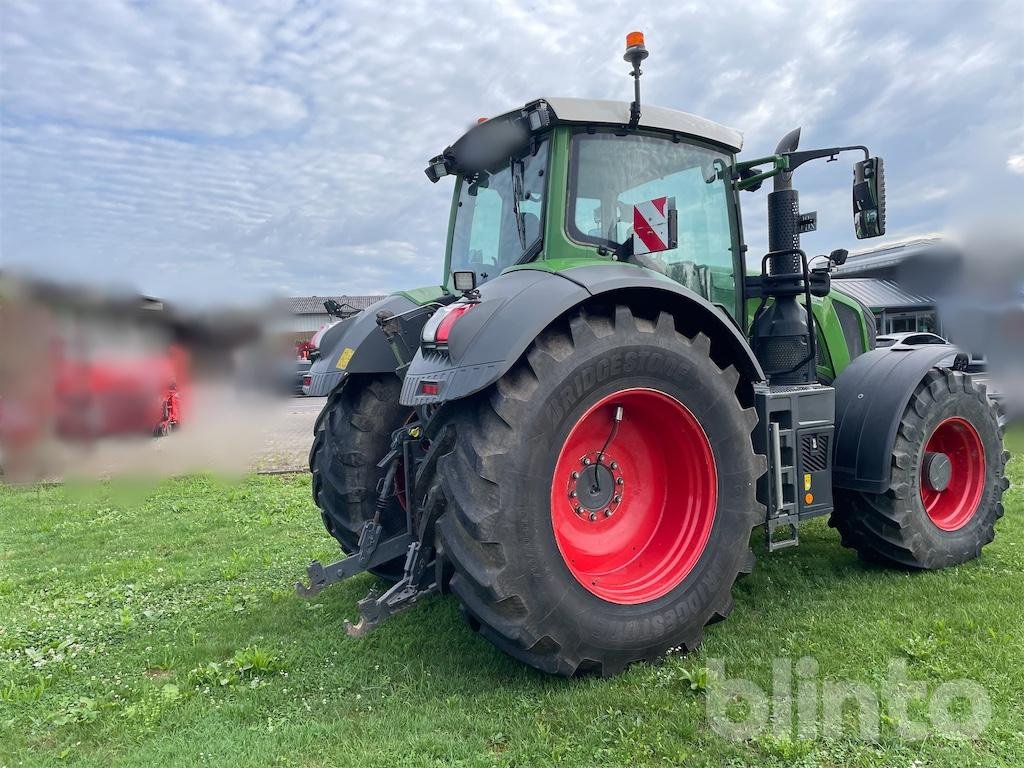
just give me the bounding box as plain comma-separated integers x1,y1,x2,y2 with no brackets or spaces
804,473,812,491
336,347,355,370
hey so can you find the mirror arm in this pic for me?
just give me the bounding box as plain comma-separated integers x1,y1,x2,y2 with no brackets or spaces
784,145,869,173
731,145,870,191
733,154,787,191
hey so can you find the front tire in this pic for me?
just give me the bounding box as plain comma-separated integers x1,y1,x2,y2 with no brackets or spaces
437,305,765,676
830,370,1009,569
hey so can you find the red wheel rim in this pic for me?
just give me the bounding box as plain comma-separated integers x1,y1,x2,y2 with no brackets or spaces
549,388,717,604
920,417,986,531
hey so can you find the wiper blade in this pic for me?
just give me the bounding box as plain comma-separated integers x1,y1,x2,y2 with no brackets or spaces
510,157,527,250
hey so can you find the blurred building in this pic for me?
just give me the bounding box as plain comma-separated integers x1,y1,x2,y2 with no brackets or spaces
285,295,385,342
832,236,948,335
833,236,942,282
832,278,939,335
833,237,1024,409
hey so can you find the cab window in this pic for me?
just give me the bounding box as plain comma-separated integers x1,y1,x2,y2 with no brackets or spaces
568,131,738,312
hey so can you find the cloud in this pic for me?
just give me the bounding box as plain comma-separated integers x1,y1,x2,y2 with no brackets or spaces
1,0,1022,304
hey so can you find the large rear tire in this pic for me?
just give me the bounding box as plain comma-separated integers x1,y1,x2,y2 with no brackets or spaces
309,375,411,580
830,370,1009,569
437,305,765,676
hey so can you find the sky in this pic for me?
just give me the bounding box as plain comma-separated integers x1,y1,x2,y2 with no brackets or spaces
1,0,1022,305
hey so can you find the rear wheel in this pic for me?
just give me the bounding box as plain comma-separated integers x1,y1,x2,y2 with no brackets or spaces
437,305,764,676
310,375,411,580
831,370,1009,569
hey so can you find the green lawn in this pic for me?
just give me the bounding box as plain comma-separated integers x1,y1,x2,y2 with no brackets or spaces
1,431,1021,767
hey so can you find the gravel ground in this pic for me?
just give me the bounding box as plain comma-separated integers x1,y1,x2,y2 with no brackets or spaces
0,392,327,483
253,395,325,472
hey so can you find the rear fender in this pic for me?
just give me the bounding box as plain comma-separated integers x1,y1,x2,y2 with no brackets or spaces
306,294,429,397
833,343,968,493
399,264,765,406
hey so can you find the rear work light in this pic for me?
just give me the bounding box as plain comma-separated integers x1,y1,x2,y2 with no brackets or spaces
420,381,440,396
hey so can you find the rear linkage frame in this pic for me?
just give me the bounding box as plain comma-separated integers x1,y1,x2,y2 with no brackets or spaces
295,303,453,636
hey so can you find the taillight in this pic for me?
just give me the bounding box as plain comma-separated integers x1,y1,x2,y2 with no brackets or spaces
302,375,312,387
435,304,474,343
420,381,440,396
423,302,475,347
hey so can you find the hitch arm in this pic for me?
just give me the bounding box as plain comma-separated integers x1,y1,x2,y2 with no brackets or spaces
343,543,439,637
295,527,414,598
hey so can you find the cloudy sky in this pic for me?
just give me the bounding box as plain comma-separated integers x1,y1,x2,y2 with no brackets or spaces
1,0,1021,304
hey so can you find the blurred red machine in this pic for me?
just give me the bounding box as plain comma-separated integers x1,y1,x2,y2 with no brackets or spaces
52,344,189,438
0,279,190,452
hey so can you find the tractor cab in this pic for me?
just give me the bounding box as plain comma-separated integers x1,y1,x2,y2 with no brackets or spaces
426,96,746,316
424,29,887,390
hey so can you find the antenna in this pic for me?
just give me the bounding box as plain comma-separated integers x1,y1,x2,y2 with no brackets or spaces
623,31,648,128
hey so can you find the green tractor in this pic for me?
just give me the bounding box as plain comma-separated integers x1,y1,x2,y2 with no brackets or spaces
299,34,1009,676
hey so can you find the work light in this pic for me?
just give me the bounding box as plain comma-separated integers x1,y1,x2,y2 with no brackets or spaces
452,270,476,293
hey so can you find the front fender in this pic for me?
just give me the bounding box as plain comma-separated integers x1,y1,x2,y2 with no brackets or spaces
306,294,427,396
399,263,765,406
833,343,966,493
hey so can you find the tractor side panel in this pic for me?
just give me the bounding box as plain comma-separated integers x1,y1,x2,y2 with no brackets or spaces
399,264,765,407
832,344,964,493
306,294,426,397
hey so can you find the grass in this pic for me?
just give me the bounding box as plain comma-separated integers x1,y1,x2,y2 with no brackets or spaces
1,430,1021,767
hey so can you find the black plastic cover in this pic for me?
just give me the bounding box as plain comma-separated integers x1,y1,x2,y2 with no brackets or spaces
832,343,962,492
400,264,766,406
305,294,430,397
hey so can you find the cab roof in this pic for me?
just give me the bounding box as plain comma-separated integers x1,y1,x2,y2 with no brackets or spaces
428,97,744,182
538,97,743,152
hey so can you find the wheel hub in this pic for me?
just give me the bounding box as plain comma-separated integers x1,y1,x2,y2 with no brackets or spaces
923,451,952,492
566,453,624,521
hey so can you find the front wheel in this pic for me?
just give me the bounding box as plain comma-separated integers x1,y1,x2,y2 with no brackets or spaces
831,369,1010,569
437,305,764,676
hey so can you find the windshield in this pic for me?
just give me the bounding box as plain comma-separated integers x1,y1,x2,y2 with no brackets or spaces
450,137,549,284
568,131,737,312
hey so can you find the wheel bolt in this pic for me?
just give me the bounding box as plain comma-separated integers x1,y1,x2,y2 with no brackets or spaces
610,461,618,470
613,495,621,503
571,471,579,480
616,477,624,485
574,505,582,514
569,490,577,499
582,457,591,465
588,511,598,522
603,509,612,518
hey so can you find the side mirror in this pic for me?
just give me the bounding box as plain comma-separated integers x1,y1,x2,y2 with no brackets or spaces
853,157,885,239
632,196,677,255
